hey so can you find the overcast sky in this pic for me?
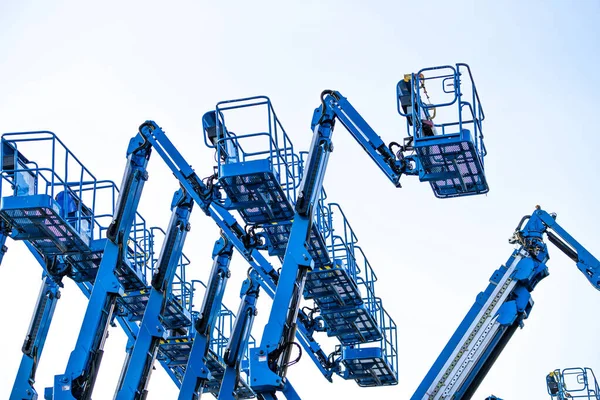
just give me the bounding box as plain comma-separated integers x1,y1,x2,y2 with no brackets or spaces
1,1,599,399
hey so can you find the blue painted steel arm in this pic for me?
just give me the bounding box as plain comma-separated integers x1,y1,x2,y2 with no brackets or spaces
250,104,335,394
138,122,332,381
11,272,62,400
218,270,261,400
315,90,416,187
179,237,233,400
413,207,600,400
52,129,152,400
114,189,194,400
412,210,552,399
533,209,600,291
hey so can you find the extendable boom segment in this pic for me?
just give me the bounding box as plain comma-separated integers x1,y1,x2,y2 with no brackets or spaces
115,189,194,400
11,267,64,400
218,270,261,400
52,129,152,400
179,237,234,399
413,207,600,400
315,90,415,187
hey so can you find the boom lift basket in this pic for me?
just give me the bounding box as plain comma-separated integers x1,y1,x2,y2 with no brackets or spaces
397,64,488,198
203,96,302,224
547,367,600,399
341,298,398,386
0,133,156,290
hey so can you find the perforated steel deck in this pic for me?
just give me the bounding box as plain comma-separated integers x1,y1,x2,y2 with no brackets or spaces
66,240,104,282
304,266,363,309
117,290,192,329
220,160,294,224
159,337,194,366
415,131,488,198
342,347,397,387
321,305,382,345
1,195,90,255
264,222,330,268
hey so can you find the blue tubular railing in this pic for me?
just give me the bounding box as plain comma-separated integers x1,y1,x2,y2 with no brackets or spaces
1,131,100,240
552,368,600,399
399,64,486,164
0,132,175,290
374,298,398,375
206,96,301,203
353,245,378,306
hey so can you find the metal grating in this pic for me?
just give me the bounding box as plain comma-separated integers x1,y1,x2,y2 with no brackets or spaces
263,222,330,268
221,172,293,224
1,205,90,255
416,139,488,198
321,305,382,345
158,337,194,366
342,354,397,387
66,250,103,282
304,267,363,310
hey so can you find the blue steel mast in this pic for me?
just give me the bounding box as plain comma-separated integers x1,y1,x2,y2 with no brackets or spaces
11,263,65,400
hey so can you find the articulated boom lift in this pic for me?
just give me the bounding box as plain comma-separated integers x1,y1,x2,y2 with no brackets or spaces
191,63,487,397
0,62,489,400
413,207,600,400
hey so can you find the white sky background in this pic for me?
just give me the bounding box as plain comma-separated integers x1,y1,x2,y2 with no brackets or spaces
1,1,599,399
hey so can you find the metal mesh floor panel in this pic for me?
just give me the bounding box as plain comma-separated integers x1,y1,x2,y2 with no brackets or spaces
114,262,147,291
66,251,103,282
1,206,90,255
221,172,293,224
322,305,382,345
117,290,191,329
264,222,330,268
416,139,488,198
305,267,363,309
158,337,193,366
342,355,397,387
117,290,150,321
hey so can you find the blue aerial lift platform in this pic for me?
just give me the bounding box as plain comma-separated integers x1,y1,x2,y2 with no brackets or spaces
412,207,600,400
0,132,254,399
0,62,490,400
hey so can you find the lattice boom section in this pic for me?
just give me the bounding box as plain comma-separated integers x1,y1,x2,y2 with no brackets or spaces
221,172,294,224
